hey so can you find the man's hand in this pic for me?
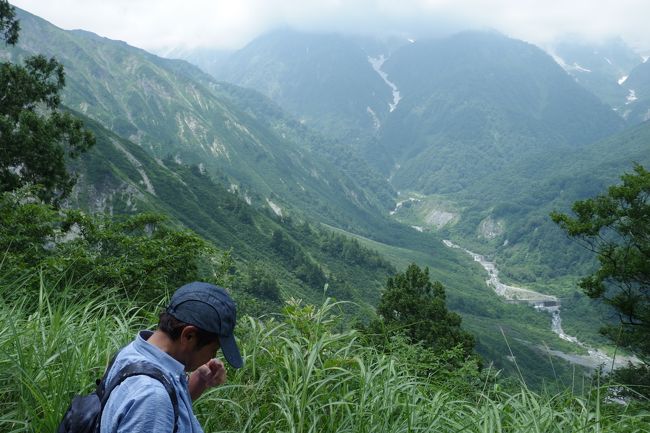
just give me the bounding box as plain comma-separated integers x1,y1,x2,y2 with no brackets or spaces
189,358,226,401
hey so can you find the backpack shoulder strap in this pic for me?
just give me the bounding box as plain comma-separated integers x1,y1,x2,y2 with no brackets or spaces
95,351,121,396
99,361,180,433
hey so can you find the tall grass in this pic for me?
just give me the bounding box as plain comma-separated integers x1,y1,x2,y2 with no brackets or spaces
0,274,152,432
1,279,648,433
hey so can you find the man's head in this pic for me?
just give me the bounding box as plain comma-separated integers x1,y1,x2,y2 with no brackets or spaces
162,282,243,369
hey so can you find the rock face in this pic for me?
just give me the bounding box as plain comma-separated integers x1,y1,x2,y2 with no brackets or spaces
425,209,456,229
478,216,504,240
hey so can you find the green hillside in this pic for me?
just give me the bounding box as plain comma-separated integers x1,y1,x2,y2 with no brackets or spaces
67,100,591,388
66,85,598,388
74,112,587,387
444,119,650,275
68,113,397,315
5,9,395,236
379,31,625,189
392,120,650,349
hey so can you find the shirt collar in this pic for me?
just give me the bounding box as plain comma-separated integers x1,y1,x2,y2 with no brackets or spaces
133,330,185,376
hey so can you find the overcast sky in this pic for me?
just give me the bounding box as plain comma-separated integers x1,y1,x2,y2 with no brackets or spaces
10,0,650,53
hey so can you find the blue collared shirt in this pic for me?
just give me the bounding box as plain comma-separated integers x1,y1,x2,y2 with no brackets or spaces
100,331,204,433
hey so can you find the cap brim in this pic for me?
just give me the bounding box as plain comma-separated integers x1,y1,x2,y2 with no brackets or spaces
220,334,243,368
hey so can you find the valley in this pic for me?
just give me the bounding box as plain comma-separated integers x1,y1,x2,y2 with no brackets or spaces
4,5,650,388
443,240,639,372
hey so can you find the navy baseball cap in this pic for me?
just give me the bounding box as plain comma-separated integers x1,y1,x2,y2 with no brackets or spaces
166,282,243,368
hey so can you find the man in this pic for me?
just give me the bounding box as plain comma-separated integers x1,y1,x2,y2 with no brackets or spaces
100,282,243,432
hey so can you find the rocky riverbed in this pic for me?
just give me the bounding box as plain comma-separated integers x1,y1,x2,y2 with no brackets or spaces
443,240,638,371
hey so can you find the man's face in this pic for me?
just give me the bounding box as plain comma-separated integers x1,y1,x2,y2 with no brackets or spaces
186,338,220,372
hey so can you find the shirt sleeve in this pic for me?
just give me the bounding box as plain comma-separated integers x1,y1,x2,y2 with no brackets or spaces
101,376,175,433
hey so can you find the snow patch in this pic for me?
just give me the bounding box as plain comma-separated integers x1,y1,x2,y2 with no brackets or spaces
618,75,628,85
368,55,402,112
366,106,381,130
550,53,569,70
550,54,591,73
572,63,592,73
604,57,612,65
626,89,638,104
411,226,424,232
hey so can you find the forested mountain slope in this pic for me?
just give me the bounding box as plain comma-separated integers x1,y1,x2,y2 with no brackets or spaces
468,119,650,281
5,9,394,236
68,112,397,313
379,31,626,192
212,29,394,144
4,8,474,315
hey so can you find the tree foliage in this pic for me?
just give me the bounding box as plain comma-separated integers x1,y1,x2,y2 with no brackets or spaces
551,164,650,358
370,263,475,359
0,0,94,204
270,229,326,289
0,0,19,45
237,261,281,302
0,188,230,300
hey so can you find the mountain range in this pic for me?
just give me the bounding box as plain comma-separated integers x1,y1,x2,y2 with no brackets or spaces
166,25,650,378
203,30,640,196
191,28,650,272
8,11,398,237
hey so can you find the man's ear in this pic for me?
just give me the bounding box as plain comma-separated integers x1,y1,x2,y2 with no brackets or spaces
179,325,199,349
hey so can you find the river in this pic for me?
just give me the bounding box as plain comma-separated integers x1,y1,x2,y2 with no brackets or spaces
443,240,636,372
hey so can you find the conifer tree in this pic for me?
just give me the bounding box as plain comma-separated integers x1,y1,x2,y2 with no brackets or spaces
374,263,475,357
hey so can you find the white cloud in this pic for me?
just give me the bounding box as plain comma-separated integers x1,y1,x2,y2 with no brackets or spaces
10,0,650,51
